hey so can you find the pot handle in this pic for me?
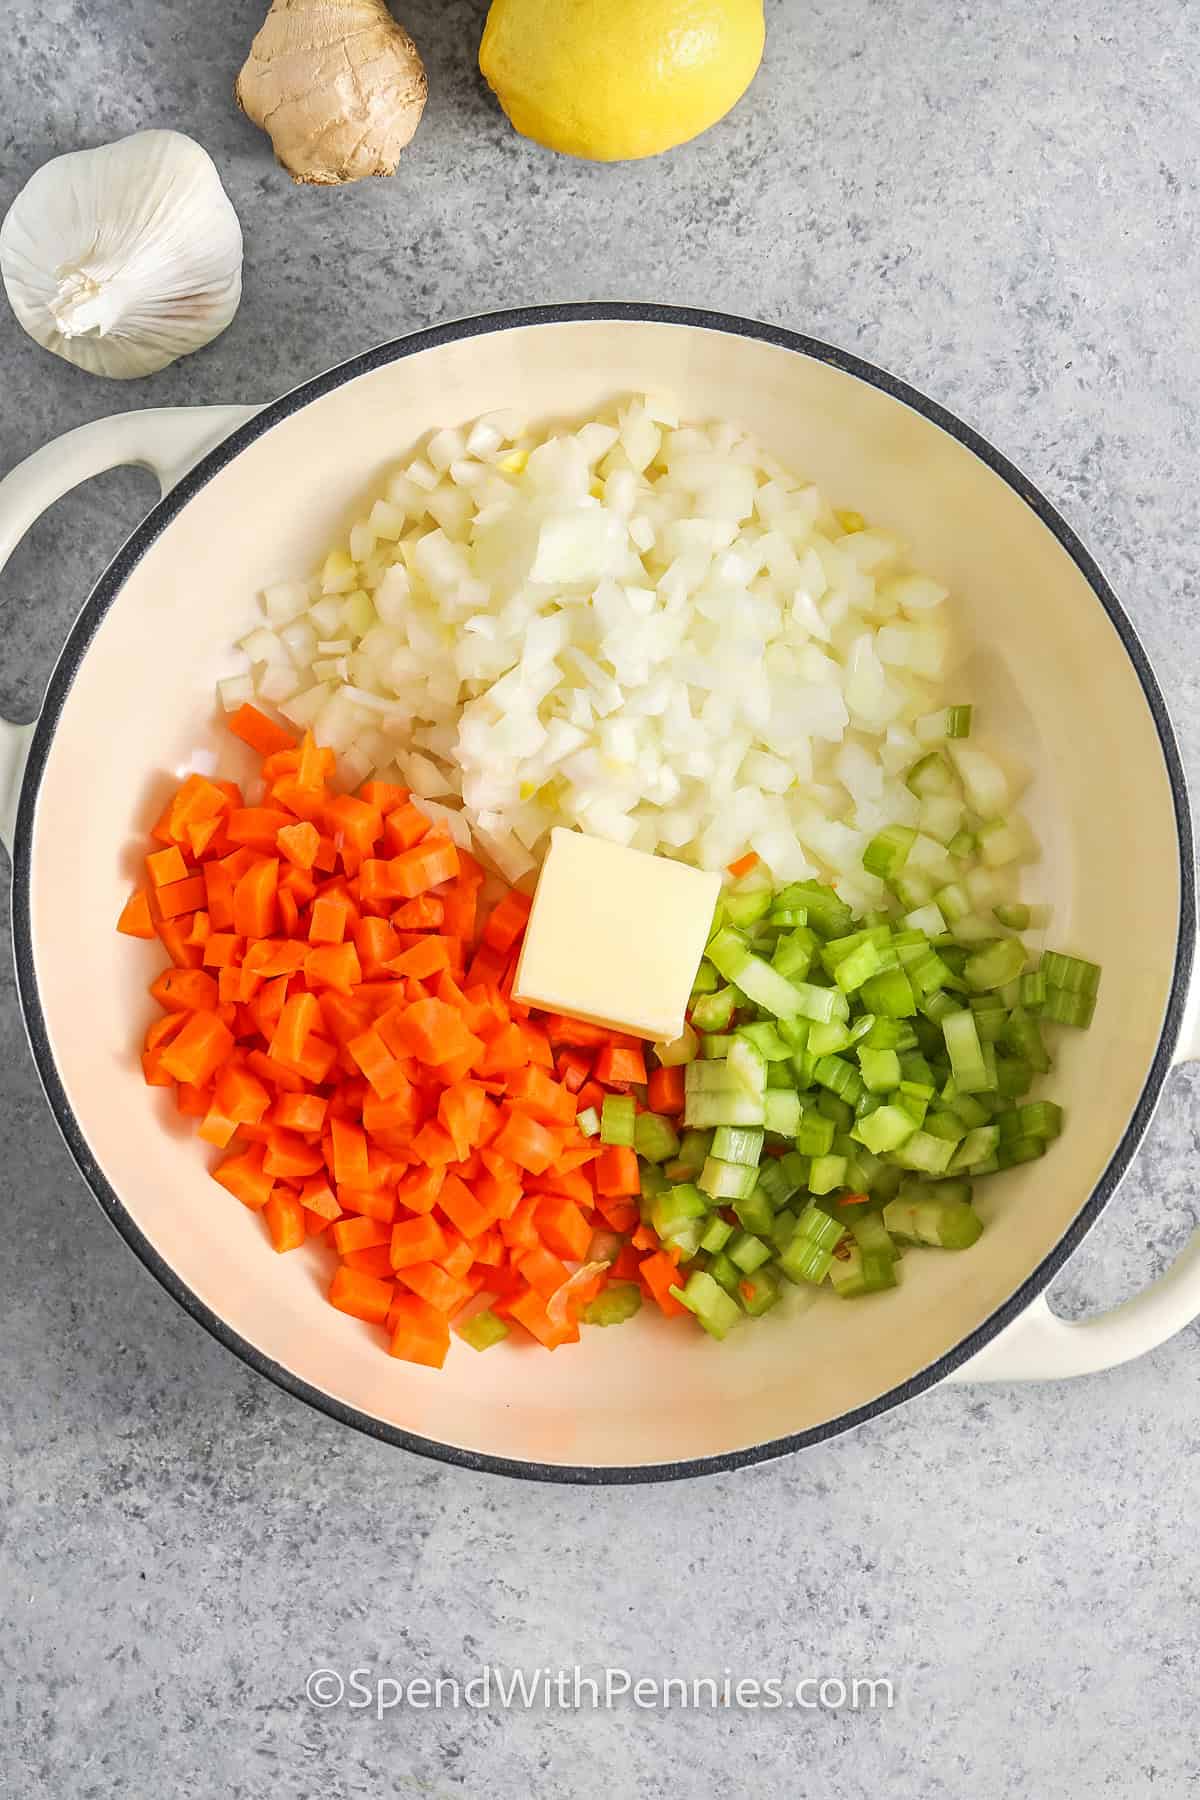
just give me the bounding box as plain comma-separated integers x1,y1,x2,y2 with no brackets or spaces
0,404,260,853
950,982,1200,1381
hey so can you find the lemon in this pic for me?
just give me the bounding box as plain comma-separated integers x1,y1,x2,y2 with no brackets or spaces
479,0,766,163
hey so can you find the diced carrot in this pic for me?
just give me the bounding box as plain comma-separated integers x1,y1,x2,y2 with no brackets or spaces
215,1063,271,1125
305,943,362,994
355,917,402,978
640,1250,687,1317
228,703,297,757
276,819,321,869
647,1064,686,1115
556,1048,592,1093
388,839,460,900
505,1065,576,1126
517,1244,571,1299
390,1215,448,1269
534,1196,592,1262
393,1261,470,1315
346,1028,408,1100
392,894,444,930
147,845,189,888
263,1130,325,1179
328,1264,393,1324
309,892,350,945
338,1186,397,1224
727,851,760,879
393,1166,445,1215
594,1145,640,1197
383,802,430,853
117,888,157,939
594,1043,648,1086
595,1197,639,1234
506,1283,579,1350
212,1143,274,1211
233,858,279,938
331,1117,370,1188
299,1175,340,1222
325,792,383,851
159,1010,234,1086
153,875,206,920
492,1109,558,1175
473,1023,529,1077
388,937,452,979
436,1173,491,1240
482,889,532,954
271,1090,326,1133
342,1245,397,1278
202,932,242,969
332,1215,391,1255
264,1190,306,1252
198,1103,239,1148
388,1294,450,1368
269,992,320,1066
358,778,409,811
437,1081,487,1160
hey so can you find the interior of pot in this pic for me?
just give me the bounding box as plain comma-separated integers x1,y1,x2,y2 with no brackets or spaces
25,318,1185,1470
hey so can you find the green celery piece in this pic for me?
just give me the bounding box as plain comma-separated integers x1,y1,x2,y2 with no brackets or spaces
860,967,917,1019
711,1125,765,1166
890,1130,956,1175
853,1104,917,1154
733,1186,774,1236
634,1112,680,1164
1041,950,1102,999
728,1230,772,1273
808,1153,848,1195
829,1244,898,1297
671,1271,742,1339
737,1266,782,1316
723,889,773,929
737,1021,793,1061
727,1035,768,1097
582,1284,643,1327
699,1156,759,1201
796,1111,836,1157
600,1093,636,1146
883,1196,983,1249
763,1089,802,1136
859,1046,902,1093
691,986,737,1032
699,1215,734,1254
690,961,720,996
456,1309,510,1352
706,1249,741,1294
964,938,1027,993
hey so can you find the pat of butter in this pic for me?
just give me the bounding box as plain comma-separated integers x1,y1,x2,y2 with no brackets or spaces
513,828,720,1042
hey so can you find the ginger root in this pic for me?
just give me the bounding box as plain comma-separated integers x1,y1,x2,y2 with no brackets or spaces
236,0,427,185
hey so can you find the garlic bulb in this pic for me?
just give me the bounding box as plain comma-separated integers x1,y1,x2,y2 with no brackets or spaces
0,130,243,380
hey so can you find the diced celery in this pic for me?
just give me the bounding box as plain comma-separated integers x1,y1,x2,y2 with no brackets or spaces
634,1112,680,1164
883,1196,983,1248
456,1309,510,1352
829,1244,899,1296
582,1284,643,1327
711,1125,764,1166
860,968,917,1018
691,986,737,1032
699,1216,734,1254
671,1271,742,1339
728,1230,772,1273
732,1186,774,1236
737,1021,793,1061
699,1156,759,1201
737,1266,782,1316
723,889,773,929
763,1089,802,1136
853,1104,917,1154
808,1153,848,1195
577,1107,601,1137
600,1094,636,1147
858,1046,902,1092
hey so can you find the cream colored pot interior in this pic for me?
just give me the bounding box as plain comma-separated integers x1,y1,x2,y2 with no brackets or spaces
29,321,1182,1469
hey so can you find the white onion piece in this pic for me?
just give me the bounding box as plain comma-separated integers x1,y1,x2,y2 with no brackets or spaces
232,396,966,889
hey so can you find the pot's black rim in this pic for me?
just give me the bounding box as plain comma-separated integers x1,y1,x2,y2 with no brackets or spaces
10,303,1195,1485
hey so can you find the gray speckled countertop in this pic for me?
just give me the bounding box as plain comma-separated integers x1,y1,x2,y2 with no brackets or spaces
3,2,1200,1794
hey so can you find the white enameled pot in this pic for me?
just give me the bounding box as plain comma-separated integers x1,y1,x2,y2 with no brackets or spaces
3,305,1198,1482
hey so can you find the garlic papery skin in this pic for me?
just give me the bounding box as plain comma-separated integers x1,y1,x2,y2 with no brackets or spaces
0,130,244,380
